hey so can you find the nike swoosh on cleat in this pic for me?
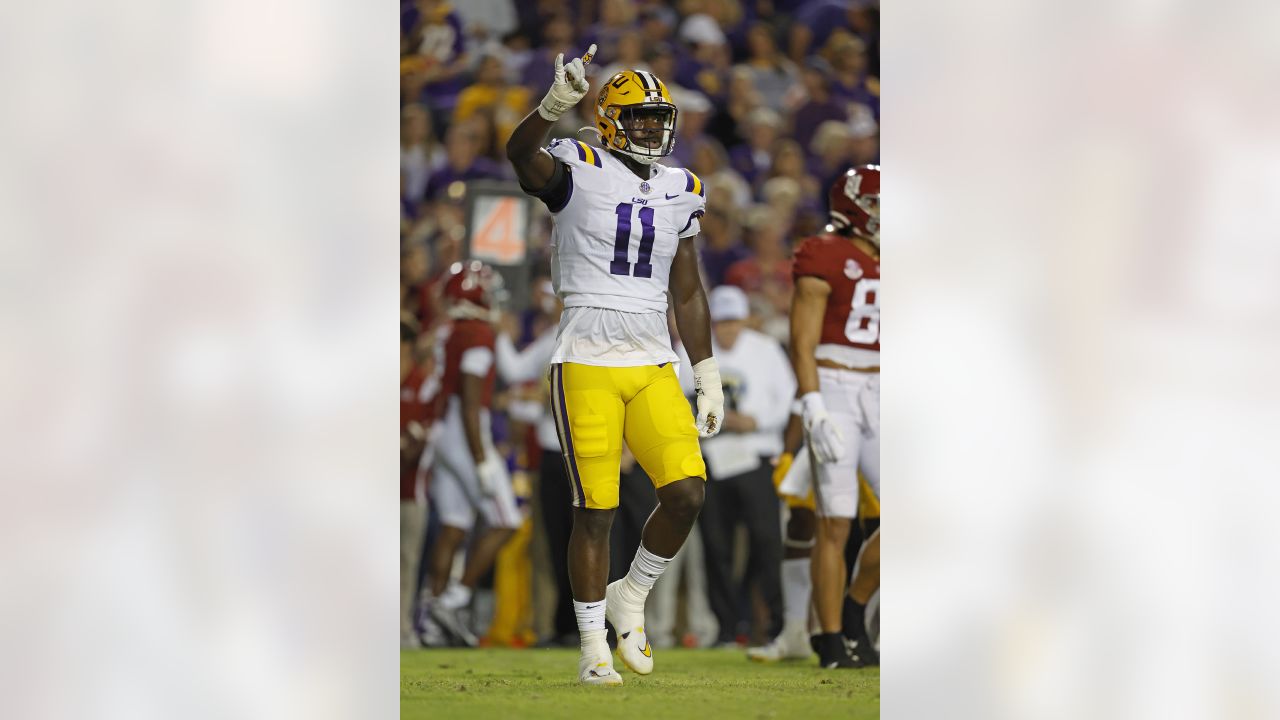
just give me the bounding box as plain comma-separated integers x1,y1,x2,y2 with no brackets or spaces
640,642,652,658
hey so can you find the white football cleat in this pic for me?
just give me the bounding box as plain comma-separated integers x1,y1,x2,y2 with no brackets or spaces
605,580,653,674
746,625,813,662
578,650,624,686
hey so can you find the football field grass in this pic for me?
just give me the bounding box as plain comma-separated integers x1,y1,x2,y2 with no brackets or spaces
401,647,879,719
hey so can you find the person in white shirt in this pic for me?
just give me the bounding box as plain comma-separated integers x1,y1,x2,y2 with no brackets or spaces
677,285,796,646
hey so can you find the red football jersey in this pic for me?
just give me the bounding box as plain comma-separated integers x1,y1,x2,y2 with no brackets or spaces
438,319,497,410
792,234,880,352
401,365,437,500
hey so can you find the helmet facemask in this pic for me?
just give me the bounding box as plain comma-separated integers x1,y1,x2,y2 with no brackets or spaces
605,104,677,165
854,195,879,247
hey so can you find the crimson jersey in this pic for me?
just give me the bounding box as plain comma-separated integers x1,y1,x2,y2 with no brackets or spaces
792,233,880,354
401,365,438,500
438,319,497,410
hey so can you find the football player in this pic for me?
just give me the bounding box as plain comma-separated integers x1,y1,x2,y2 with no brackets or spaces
506,45,723,685
423,261,522,646
749,412,880,665
401,315,438,649
789,165,881,668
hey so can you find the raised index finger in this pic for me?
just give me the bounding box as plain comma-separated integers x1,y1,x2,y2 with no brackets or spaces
581,43,597,67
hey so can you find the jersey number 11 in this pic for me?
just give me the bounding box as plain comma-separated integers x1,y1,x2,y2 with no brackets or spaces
610,203,656,279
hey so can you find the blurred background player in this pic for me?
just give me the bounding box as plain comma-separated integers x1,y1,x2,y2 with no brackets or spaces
401,314,440,649
506,47,724,685
789,165,881,668
423,261,522,646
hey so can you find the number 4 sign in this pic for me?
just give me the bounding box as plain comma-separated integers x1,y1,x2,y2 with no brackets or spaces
470,195,527,265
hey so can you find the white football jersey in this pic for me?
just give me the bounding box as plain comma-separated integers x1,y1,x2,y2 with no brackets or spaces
545,138,707,315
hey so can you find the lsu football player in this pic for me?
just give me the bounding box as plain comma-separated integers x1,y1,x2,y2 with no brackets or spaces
506,45,723,686
789,165,881,668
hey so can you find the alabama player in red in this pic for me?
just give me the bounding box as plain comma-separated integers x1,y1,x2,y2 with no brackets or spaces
423,261,522,646
790,165,881,668
401,315,439,648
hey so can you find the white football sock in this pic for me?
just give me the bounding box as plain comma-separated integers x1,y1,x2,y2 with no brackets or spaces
438,582,473,610
574,599,607,651
617,543,672,608
781,557,812,625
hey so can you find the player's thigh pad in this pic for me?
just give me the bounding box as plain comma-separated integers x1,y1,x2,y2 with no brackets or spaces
428,462,477,530
550,363,625,509
623,364,706,488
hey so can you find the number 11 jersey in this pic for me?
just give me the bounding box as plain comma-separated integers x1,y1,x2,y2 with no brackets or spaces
540,139,707,367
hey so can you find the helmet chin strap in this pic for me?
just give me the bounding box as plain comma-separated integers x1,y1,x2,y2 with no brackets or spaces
620,149,660,165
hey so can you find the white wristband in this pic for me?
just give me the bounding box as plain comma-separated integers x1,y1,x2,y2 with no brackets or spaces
800,391,827,417
692,357,720,384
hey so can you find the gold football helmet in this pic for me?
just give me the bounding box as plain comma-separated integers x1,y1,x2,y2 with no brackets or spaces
595,70,678,165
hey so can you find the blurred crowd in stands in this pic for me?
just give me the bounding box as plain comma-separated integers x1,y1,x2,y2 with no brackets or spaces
401,0,878,648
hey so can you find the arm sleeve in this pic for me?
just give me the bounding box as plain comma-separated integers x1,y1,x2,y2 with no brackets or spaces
677,168,707,239
679,203,706,239
518,155,572,213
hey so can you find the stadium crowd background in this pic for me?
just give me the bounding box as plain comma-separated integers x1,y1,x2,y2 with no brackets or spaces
401,0,879,648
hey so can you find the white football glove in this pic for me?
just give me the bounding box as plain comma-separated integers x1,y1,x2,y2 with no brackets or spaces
538,43,595,121
692,357,724,438
800,391,845,464
475,455,507,497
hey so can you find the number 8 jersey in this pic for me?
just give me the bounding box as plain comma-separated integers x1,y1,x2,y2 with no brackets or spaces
537,138,707,366
792,233,881,369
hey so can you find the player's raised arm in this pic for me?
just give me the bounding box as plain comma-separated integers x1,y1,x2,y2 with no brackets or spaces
670,236,723,438
505,44,595,192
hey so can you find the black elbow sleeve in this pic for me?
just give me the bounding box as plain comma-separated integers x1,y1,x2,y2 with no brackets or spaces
519,159,572,213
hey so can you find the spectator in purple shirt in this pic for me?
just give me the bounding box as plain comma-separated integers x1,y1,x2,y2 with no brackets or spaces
519,14,574,96
789,60,848,153
705,66,763,154
422,119,507,201
729,107,782,193
581,0,638,69
666,90,713,170
677,14,732,103
638,3,678,48
787,0,873,65
740,23,799,115
824,31,879,119
699,201,751,288
404,0,471,121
